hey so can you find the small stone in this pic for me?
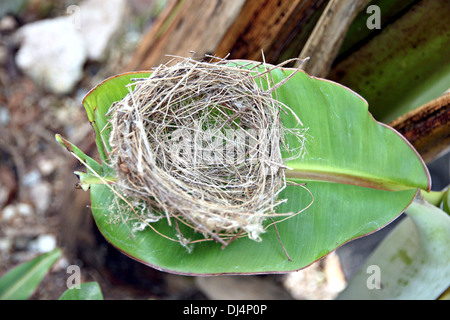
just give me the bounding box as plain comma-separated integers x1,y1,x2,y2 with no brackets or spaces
77,0,127,61
0,15,18,32
37,157,57,176
16,203,33,217
22,169,41,187
29,181,52,214
0,106,10,125
13,0,127,93
2,204,16,221
15,17,87,94
0,237,12,254
1,202,33,221
28,234,57,253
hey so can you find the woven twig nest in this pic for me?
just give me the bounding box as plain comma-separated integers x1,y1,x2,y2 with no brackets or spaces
107,56,308,250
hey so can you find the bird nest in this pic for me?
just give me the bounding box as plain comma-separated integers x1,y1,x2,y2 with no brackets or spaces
107,56,309,250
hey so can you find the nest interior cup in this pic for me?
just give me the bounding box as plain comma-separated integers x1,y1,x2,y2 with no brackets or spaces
108,56,307,248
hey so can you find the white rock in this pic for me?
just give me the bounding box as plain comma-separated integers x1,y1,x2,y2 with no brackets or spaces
29,181,52,214
1,202,33,221
22,169,41,187
28,234,57,253
77,0,127,61
14,0,127,94
0,15,17,32
16,203,34,217
15,17,87,94
0,106,10,125
37,157,57,176
0,237,12,254
2,204,16,221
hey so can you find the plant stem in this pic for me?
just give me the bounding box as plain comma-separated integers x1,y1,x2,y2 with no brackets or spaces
420,189,447,207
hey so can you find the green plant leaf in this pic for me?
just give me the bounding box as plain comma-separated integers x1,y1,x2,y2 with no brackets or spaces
73,171,117,191
442,188,450,215
337,198,450,300
91,182,418,274
329,0,450,123
82,72,152,164
0,248,61,300
58,282,104,300
58,64,430,275
266,66,430,192
55,134,103,175
337,0,418,58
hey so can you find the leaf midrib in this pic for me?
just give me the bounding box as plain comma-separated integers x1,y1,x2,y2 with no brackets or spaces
286,167,428,192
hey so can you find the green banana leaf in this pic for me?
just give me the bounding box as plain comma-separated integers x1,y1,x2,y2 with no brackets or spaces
337,198,450,300
329,0,450,123
0,248,61,300
337,0,418,58
57,63,430,275
58,282,104,300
